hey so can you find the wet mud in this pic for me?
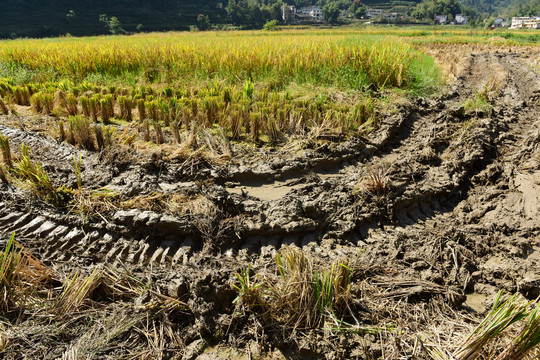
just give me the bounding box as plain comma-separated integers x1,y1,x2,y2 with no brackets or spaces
0,52,539,359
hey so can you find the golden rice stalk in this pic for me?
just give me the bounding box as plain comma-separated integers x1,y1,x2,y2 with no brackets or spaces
171,121,181,144
250,112,260,143
89,96,99,122
0,166,6,183
230,111,241,141
118,96,133,122
182,107,190,130
265,118,284,145
0,98,9,115
55,268,102,318
0,233,52,312
100,99,110,123
55,90,67,111
94,124,104,151
137,99,146,122
69,115,94,150
30,93,43,113
66,94,78,116
80,96,90,117
59,121,66,142
159,100,170,127
103,126,114,148
42,93,54,115
142,119,150,142
0,133,12,168
154,120,164,144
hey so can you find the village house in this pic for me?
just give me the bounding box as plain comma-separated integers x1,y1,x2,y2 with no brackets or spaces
366,9,383,18
510,16,540,29
297,5,324,22
282,5,324,23
492,17,505,27
384,12,398,21
434,14,448,24
282,5,296,22
455,14,469,25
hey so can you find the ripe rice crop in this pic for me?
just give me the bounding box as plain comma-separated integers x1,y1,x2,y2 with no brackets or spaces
0,30,443,147
0,31,430,90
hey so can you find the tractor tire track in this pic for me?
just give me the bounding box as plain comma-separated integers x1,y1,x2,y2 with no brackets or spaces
0,52,538,298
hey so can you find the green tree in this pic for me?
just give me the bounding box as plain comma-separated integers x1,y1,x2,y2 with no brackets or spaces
99,14,126,35
355,5,367,18
412,0,463,20
263,19,278,30
323,3,340,24
197,14,211,30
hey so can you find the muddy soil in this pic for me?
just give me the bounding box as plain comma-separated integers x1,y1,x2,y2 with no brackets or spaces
0,51,539,359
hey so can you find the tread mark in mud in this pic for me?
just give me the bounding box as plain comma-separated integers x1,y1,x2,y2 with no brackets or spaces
0,53,538,278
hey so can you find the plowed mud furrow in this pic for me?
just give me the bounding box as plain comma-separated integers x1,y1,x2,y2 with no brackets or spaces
0,51,538,298
357,53,540,293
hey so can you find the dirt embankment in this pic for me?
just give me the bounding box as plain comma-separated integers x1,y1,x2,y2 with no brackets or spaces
0,51,539,359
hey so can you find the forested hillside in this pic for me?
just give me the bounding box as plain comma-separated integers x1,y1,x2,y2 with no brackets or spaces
0,0,421,39
459,0,540,16
1,0,540,38
0,0,225,38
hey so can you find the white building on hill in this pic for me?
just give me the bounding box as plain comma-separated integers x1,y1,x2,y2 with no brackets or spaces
366,9,383,18
282,5,324,23
384,13,398,21
297,6,324,22
434,14,448,24
511,16,540,29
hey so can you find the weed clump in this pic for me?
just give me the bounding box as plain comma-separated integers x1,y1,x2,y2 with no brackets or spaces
0,233,53,315
354,166,388,196
68,115,94,150
428,291,540,360
14,143,72,205
233,247,358,333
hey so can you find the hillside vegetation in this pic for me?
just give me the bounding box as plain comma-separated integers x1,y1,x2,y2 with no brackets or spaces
1,0,540,39
461,0,540,16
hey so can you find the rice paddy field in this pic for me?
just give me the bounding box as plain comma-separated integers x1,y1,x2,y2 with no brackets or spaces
0,27,539,359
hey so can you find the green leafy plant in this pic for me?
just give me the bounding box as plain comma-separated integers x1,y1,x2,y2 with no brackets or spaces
232,264,265,309
0,233,22,313
72,154,83,193
243,79,254,100
463,85,493,115
263,20,278,31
